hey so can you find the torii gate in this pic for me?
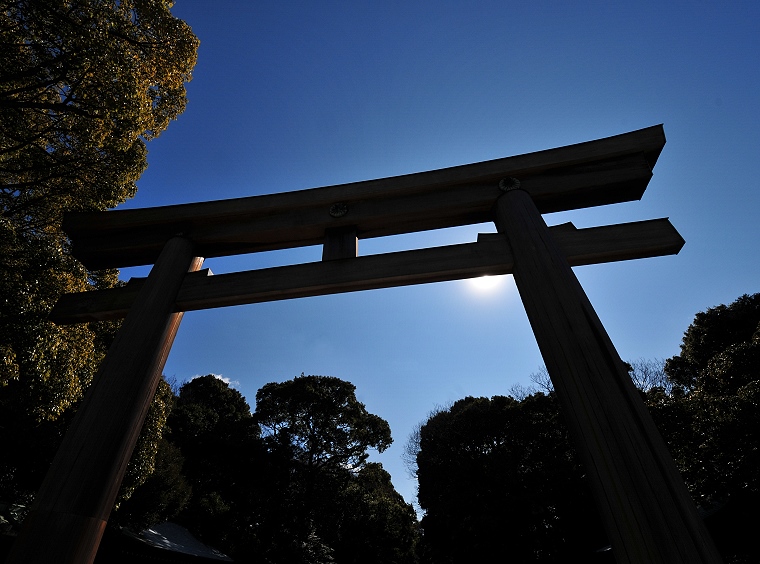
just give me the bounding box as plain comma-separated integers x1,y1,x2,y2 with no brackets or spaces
8,125,723,563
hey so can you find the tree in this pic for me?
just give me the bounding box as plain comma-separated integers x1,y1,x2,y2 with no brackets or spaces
658,293,760,503
1,0,198,235
148,374,416,564
111,437,192,532
410,294,760,563
0,0,198,521
255,374,392,472
0,0,198,399
413,394,607,563
109,378,189,531
648,294,760,563
334,463,420,564
254,375,415,563
164,375,268,555
664,293,760,390
627,357,670,393
519,360,671,397
0,0,198,409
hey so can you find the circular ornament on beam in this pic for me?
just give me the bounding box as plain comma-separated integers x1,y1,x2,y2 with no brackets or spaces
329,203,349,218
499,177,521,192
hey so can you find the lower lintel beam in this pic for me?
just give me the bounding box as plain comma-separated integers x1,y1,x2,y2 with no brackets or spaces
51,218,683,324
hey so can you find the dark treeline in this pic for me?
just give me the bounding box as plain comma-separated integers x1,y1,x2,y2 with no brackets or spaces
1,373,421,563
3,294,758,564
409,293,760,564
111,374,420,563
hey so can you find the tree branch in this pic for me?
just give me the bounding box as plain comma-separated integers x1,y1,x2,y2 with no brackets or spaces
0,99,90,116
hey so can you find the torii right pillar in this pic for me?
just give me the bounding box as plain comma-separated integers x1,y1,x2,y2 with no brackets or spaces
494,182,723,563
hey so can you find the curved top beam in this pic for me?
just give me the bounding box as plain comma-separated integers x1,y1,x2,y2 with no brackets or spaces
64,125,665,269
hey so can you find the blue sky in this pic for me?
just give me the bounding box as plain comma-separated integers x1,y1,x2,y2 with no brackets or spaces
119,1,760,507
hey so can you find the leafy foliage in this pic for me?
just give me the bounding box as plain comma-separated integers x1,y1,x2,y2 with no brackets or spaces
252,375,406,563
117,378,178,505
0,0,199,234
111,437,192,532
641,294,759,563
0,0,198,524
656,294,760,504
0,0,198,399
129,375,417,563
332,463,419,564
256,374,392,471
0,225,118,416
162,375,269,555
410,293,759,564
414,394,606,563
664,293,760,390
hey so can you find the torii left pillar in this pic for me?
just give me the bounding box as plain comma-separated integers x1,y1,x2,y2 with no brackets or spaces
8,236,203,564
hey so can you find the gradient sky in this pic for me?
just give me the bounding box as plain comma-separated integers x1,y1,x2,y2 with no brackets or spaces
117,1,760,508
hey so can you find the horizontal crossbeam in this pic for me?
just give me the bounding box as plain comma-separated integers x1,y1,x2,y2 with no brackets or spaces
63,126,665,269
51,218,683,324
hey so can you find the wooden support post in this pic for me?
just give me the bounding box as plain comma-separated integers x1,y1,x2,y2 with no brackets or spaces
322,226,358,261
493,186,722,563
8,236,202,564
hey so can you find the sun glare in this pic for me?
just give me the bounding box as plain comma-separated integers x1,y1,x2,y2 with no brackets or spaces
469,275,504,292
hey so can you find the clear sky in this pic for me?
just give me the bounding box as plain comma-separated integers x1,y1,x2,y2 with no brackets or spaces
117,1,760,508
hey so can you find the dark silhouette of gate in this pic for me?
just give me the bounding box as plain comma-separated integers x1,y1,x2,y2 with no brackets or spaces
8,126,724,563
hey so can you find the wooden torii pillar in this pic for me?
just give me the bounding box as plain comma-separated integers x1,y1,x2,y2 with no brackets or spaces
8,125,722,563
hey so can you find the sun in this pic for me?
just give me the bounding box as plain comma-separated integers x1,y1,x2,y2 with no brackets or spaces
468,275,504,292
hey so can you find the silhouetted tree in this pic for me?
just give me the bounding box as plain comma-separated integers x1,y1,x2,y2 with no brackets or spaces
333,463,419,564
256,374,392,472
649,294,760,563
414,393,607,563
410,294,759,564
163,375,270,556
256,375,424,563
654,294,760,505
145,374,417,563
111,438,192,532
